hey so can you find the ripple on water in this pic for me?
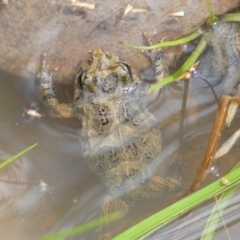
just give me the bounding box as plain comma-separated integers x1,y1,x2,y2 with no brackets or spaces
0,144,31,213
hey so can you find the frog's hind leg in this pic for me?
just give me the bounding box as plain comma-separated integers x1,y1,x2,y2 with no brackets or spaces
97,176,181,238
146,175,182,197
102,196,129,217
97,197,129,239
37,55,76,118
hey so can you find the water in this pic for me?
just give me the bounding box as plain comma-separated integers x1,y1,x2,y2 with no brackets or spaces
1,24,240,240
0,73,105,239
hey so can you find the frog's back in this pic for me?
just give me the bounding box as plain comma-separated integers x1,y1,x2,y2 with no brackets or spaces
78,81,162,191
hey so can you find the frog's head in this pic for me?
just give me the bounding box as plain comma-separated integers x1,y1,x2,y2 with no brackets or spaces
74,49,138,102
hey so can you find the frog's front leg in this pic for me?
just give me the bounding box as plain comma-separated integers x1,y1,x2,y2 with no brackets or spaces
143,33,169,84
151,48,169,84
97,196,129,240
37,56,76,118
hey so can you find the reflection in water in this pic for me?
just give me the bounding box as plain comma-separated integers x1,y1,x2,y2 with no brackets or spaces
148,193,240,240
0,146,32,213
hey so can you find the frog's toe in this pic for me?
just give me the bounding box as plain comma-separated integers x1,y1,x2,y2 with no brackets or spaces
102,197,129,217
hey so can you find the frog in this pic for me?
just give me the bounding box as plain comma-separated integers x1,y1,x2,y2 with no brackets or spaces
37,47,181,236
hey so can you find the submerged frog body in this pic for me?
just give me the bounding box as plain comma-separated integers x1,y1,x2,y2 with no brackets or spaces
37,48,180,219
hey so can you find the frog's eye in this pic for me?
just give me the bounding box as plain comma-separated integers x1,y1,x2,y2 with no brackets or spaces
75,70,86,100
120,62,133,82
78,70,86,90
87,56,93,66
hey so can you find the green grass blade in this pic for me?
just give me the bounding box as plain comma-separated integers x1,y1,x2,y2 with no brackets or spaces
122,30,202,50
113,166,240,240
200,162,240,240
39,213,122,240
219,13,240,22
205,0,218,24
200,188,239,240
148,36,208,93
0,143,38,169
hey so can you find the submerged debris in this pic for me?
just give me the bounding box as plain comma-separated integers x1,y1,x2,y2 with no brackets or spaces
123,4,133,19
71,0,95,9
221,177,229,186
0,0,8,8
177,61,199,80
39,180,48,192
170,11,185,17
122,4,147,19
26,109,43,118
131,8,147,13
215,128,240,159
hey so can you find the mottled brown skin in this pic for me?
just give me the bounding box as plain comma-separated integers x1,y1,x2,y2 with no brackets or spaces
37,48,181,237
